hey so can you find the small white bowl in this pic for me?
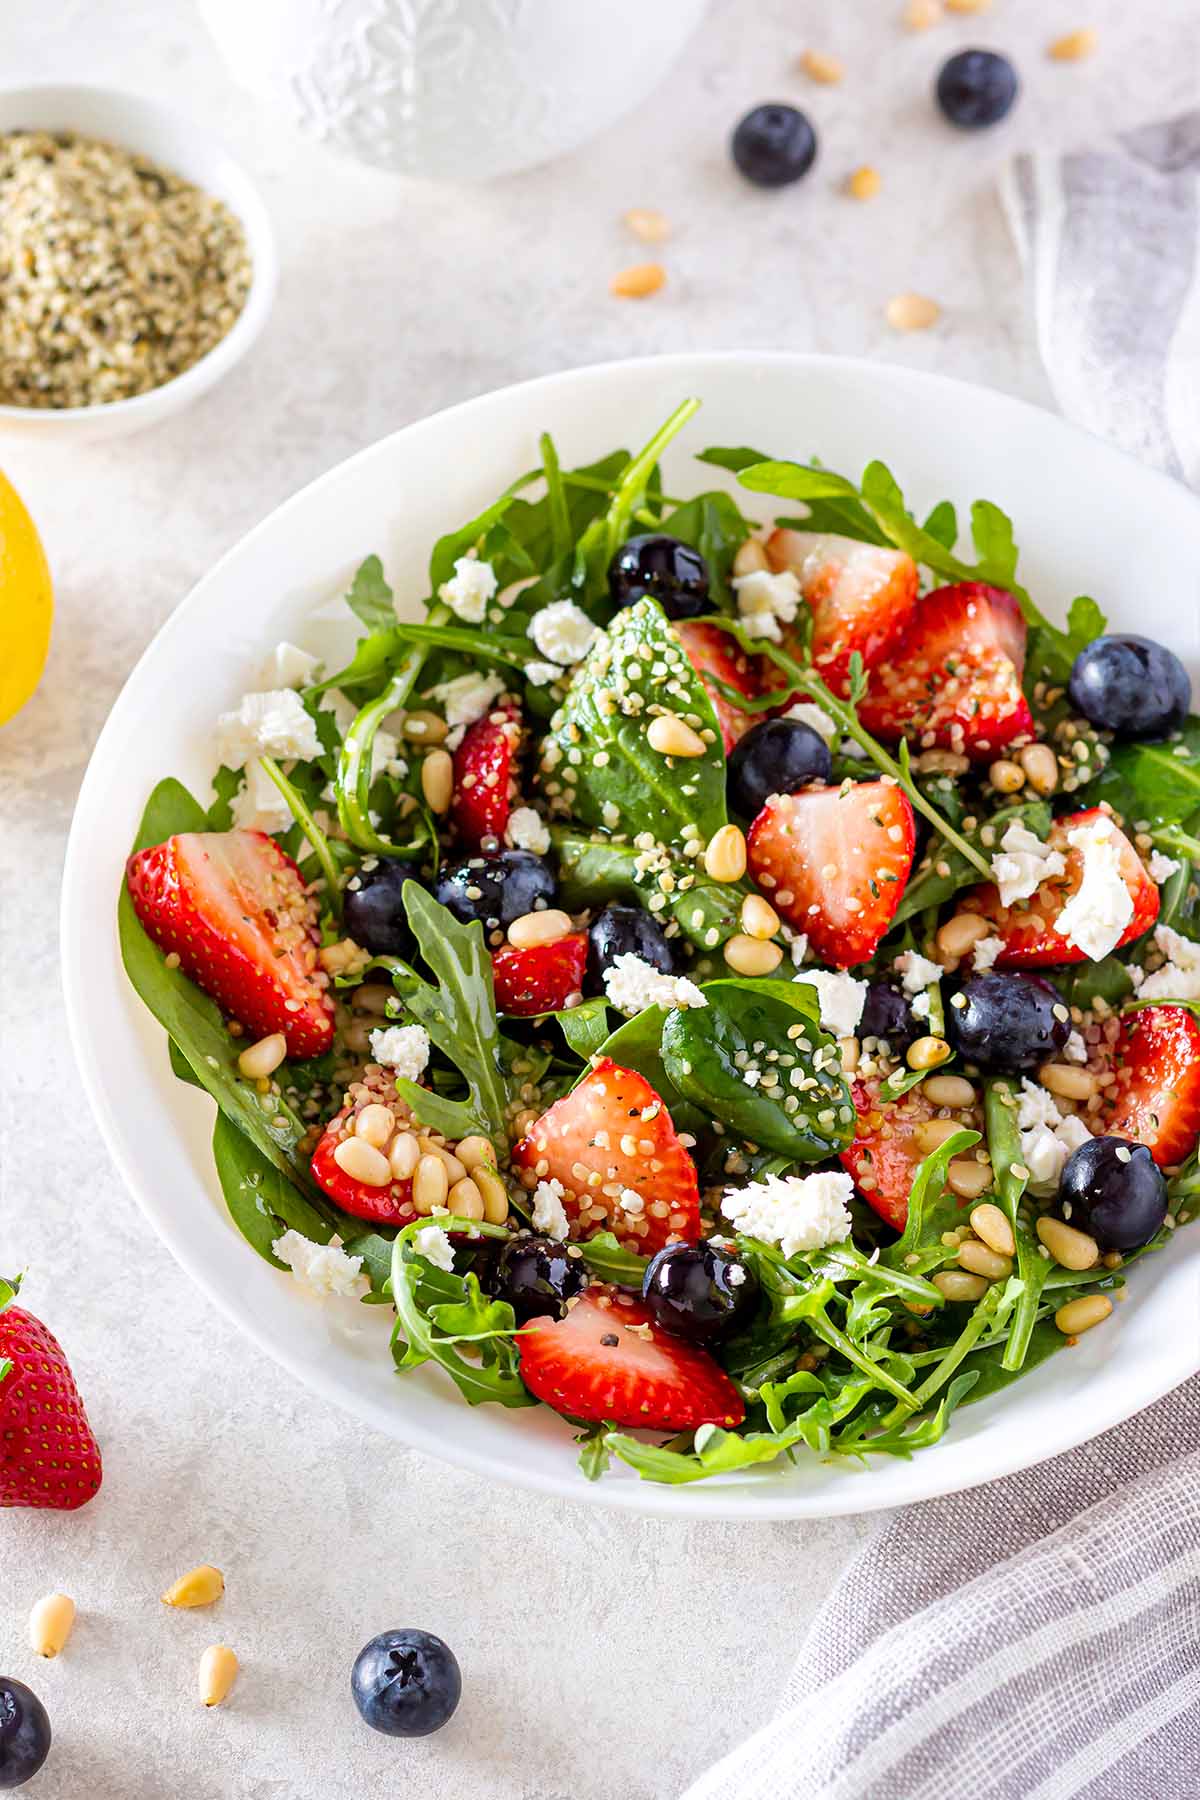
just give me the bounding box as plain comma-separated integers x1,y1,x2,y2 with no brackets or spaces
0,84,277,443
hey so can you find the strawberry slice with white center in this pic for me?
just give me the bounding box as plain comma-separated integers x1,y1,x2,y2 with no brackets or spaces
856,581,1034,758
766,528,919,698
517,1286,745,1430
1097,1005,1200,1168
125,829,334,1056
839,1078,948,1231
511,1059,700,1254
492,932,588,1016
959,808,1159,967
675,619,765,750
746,779,916,967
451,701,522,849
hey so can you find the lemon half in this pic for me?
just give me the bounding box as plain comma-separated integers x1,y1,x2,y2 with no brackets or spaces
0,469,52,727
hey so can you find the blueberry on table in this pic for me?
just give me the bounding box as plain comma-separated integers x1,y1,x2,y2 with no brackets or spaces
727,718,832,819
1067,634,1191,741
935,50,1019,129
731,103,818,187
343,858,413,956
642,1241,759,1345
607,534,711,620
351,1630,462,1738
859,980,922,1050
945,972,1071,1073
1058,1136,1168,1250
0,1677,51,1789
434,850,557,930
493,1235,588,1323
587,904,674,991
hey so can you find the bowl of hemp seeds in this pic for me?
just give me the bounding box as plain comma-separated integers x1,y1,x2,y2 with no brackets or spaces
0,84,276,441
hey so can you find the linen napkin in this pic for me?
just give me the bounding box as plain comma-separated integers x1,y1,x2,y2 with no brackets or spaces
682,117,1200,1800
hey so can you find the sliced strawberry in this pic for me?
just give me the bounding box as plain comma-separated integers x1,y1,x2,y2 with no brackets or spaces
517,1286,745,1429
492,932,587,1016
1097,1005,1200,1168
766,528,919,698
959,809,1159,967
746,780,915,967
511,1059,700,1254
310,1075,418,1227
839,1079,943,1231
675,619,765,750
1,1286,102,1511
451,702,522,849
125,829,334,1056
856,582,1034,758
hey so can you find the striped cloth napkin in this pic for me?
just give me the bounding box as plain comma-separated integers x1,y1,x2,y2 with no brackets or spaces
682,119,1200,1800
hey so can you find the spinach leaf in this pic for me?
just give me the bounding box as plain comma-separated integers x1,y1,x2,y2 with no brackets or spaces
657,491,750,610
554,998,613,1060
552,829,749,952
211,1113,346,1269
1091,719,1200,831
344,554,396,632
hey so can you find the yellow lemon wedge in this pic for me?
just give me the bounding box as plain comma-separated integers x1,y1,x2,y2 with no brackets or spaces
0,469,52,727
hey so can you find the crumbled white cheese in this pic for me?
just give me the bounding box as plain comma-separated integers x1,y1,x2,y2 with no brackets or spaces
783,701,837,746
369,1024,431,1081
727,1263,747,1287
272,1230,369,1300
1016,1080,1093,1195
230,761,294,835
259,641,319,690
617,1187,645,1217
528,600,597,667
438,554,498,623
1063,1030,1089,1064
532,1177,570,1241
791,969,867,1038
911,992,931,1020
1054,815,1134,962
720,1170,854,1257
972,935,1004,972
603,953,707,1017
371,726,407,780
1134,924,1200,1002
1016,1080,1064,1133
732,568,801,643
894,950,944,995
989,820,1067,907
525,660,564,688
217,689,322,768
412,1226,456,1271
427,670,506,729
1147,851,1182,885
505,806,550,855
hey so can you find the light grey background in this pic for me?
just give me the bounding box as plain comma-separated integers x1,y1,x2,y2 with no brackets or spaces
2,3,1196,1797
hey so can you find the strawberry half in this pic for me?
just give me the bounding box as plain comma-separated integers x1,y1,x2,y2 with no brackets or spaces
451,702,522,849
1,1284,102,1511
1098,1005,1200,1168
310,1076,418,1227
675,619,765,750
126,830,334,1057
517,1286,745,1430
856,582,1034,758
511,1059,700,1254
766,528,919,698
746,780,916,967
492,932,587,1016
840,1079,946,1231
960,808,1159,968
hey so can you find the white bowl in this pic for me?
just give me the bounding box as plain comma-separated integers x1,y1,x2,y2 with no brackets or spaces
62,353,1200,1518
0,85,277,442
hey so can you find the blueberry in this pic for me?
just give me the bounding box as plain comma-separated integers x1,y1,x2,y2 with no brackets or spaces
642,1241,759,1345
727,718,832,818
935,50,1019,130
587,904,674,992
731,103,818,187
434,850,556,931
1058,1136,1168,1250
859,981,921,1050
0,1678,51,1789
492,1234,588,1324
351,1629,461,1738
1067,635,1191,741
945,972,1070,1073
343,858,414,956
607,534,711,620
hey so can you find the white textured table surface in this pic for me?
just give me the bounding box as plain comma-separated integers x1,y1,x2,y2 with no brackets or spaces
2,3,1196,1796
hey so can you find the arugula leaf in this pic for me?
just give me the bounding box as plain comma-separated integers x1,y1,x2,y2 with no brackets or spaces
393,1080,488,1141
344,554,396,632
429,497,516,594
208,764,243,830
1091,719,1200,831
576,1423,614,1482
388,621,530,668
882,1128,981,1276
985,1077,1044,1371
389,1220,533,1408
922,500,958,550
395,884,511,1140
969,499,1019,585
575,1230,650,1286
1068,594,1106,645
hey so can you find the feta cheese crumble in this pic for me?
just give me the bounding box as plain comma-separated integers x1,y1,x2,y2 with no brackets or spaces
1015,1080,1092,1194
1134,925,1200,1002
230,760,294,835
258,641,319,690
791,968,867,1038
603,953,707,1017
783,701,836,745
732,568,801,643
531,1177,570,1241
720,1170,854,1257
368,1024,431,1080
972,935,1004,972
412,1226,456,1272
505,806,550,855
216,689,322,768
427,670,506,729
1054,815,1134,962
989,820,1066,907
1064,1030,1089,1064
528,600,597,667
438,554,498,623
525,660,564,689
894,950,944,995
1146,850,1182,885
272,1230,369,1300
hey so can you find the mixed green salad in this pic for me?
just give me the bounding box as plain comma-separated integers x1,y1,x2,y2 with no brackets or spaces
121,399,1200,1486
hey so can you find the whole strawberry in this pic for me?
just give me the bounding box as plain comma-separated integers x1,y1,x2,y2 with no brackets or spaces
0,1280,102,1511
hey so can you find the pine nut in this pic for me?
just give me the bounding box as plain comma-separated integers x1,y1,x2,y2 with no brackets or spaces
420,748,454,815
400,709,448,744
723,933,783,976
989,758,1025,794
704,823,747,883
351,983,392,1015
907,1035,952,1071
925,1074,976,1108
946,0,990,11
475,1166,510,1225
1039,1063,1096,1101
904,0,942,26
915,748,969,775
318,937,368,976
970,1203,1015,1257
414,1153,449,1214
388,1130,421,1181
1019,743,1059,796
623,207,670,243
741,894,780,940
800,48,844,83
236,1033,287,1080
419,1139,467,1184
732,538,769,577
455,1135,496,1173
957,1239,1012,1280
647,713,707,758
162,1565,225,1609
946,1159,992,1200
933,1270,988,1303
1049,27,1097,60
886,292,940,333
29,1593,75,1658
507,908,573,949
1037,1214,1099,1271
610,261,666,299
333,1137,391,1186
847,165,881,200
447,1176,485,1221
838,1036,860,1074
1055,1293,1112,1335
355,1103,396,1149
199,1645,239,1708
936,913,990,961
914,1117,964,1155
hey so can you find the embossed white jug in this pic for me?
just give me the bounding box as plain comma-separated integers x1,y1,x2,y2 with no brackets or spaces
198,0,708,182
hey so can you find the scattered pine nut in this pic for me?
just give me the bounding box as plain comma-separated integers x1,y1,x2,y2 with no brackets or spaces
420,748,454,815
970,1202,1015,1258
610,262,666,300
236,1033,286,1081
847,166,881,200
733,537,769,577
1036,1214,1099,1271
1019,742,1059,796
646,713,706,758
801,49,844,84
162,1565,225,1609
907,1035,952,1071
933,1269,989,1302
199,1644,239,1708
624,208,670,243
704,823,747,883
945,0,990,12
886,292,941,333
989,757,1026,795
400,709,448,744
1055,1293,1112,1336
1049,28,1097,61
29,1593,76,1658
723,934,783,977
903,0,942,25
455,1135,497,1173
741,894,781,941
507,908,573,949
